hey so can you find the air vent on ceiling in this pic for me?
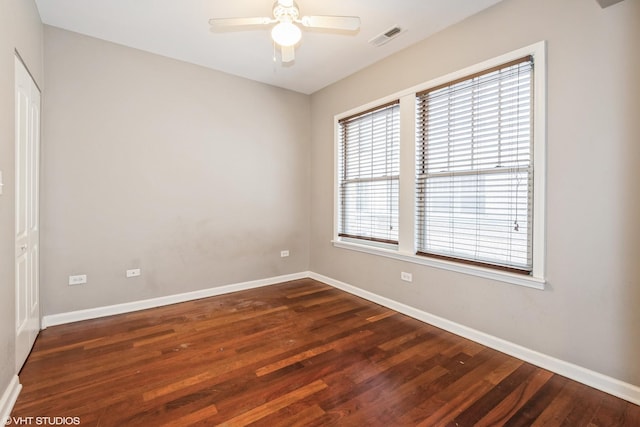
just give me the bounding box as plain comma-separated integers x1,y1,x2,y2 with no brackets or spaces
368,25,404,47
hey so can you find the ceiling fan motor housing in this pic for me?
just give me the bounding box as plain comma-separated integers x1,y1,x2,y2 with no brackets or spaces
273,0,300,23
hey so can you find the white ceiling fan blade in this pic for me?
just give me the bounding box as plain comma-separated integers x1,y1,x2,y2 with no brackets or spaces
300,15,360,31
281,45,295,63
208,17,273,29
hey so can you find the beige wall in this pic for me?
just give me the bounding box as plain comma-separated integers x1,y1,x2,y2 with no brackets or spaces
310,0,640,386
41,27,311,315
0,0,43,398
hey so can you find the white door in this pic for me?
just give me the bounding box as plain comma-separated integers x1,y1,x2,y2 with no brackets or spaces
15,56,40,371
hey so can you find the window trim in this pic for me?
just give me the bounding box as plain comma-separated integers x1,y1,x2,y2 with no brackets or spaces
337,100,401,245
333,41,546,290
332,238,545,290
337,99,400,245
415,55,535,274
334,95,402,245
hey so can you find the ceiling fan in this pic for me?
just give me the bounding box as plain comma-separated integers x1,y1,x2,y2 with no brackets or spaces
208,0,361,63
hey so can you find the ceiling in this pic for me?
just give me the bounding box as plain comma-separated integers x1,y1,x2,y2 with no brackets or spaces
35,0,504,95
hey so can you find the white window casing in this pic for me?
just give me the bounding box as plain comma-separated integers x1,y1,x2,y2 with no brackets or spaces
334,41,546,290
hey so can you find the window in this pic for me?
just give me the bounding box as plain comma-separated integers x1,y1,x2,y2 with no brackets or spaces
334,42,545,288
416,56,534,274
338,101,400,245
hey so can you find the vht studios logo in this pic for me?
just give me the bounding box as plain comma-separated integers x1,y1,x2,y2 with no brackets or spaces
3,417,80,426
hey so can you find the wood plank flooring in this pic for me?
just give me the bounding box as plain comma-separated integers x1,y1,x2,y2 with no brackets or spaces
12,279,640,426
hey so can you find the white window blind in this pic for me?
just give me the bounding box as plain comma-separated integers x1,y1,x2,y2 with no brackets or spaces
416,56,534,273
338,101,400,245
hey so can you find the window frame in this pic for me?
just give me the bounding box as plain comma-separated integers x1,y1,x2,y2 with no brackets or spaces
337,100,401,246
334,41,546,290
415,55,535,275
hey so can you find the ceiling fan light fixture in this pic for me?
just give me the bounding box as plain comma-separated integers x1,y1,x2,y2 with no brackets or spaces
271,21,301,47
210,0,360,64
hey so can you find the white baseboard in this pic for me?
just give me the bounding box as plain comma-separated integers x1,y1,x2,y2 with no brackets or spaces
0,376,21,426
38,269,640,406
309,272,640,406
42,271,309,328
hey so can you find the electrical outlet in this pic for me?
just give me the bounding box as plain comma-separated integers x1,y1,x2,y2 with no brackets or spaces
280,250,290,258
400,272,413,282
126,268,141,278
69,274,87,286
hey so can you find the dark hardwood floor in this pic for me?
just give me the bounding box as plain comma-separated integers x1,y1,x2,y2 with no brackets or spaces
12,279,640,426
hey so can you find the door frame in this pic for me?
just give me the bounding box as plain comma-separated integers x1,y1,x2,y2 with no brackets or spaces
14,52,41,372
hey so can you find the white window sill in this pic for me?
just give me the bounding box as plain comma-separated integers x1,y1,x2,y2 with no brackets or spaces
332,239,545,290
